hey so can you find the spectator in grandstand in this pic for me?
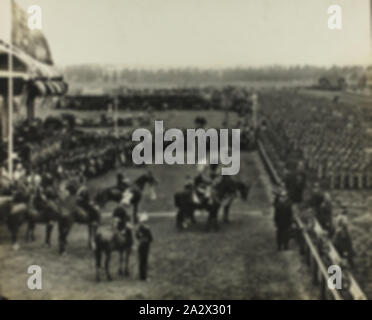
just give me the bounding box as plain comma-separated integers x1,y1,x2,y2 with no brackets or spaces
112,204,130,232
174,180,195,230
273,190,293,251
308,182,324,217
284,161,307,205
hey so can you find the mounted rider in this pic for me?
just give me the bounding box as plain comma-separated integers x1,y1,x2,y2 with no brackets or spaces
175,178,195,230
76,180,100,223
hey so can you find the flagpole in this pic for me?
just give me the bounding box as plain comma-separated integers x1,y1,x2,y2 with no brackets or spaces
8,0,14,181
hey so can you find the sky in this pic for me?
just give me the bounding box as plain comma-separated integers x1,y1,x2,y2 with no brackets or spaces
0,0,371,68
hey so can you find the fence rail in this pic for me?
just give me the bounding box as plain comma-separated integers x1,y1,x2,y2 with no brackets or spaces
257,139,367,300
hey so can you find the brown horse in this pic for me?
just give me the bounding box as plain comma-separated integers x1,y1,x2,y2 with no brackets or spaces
0,195,28,250
24,190,61,247
192,177,250,231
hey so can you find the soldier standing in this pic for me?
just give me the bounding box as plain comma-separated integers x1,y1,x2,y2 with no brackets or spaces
136,214,153,281
274,190,293,251
174,183,194,230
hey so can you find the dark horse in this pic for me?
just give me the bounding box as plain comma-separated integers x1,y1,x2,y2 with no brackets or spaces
94,171,157,223
24,188,62,247
57,184,101,255
0,185,41,250
193,177,250,231
94,211,133,281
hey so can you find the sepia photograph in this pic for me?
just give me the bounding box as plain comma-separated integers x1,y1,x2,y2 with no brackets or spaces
0,0,371,303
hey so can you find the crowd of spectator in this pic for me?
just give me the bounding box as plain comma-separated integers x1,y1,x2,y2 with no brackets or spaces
260,90,372,190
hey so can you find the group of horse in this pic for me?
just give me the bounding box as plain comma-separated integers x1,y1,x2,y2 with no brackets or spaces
0,165,251,281
0,171,155,251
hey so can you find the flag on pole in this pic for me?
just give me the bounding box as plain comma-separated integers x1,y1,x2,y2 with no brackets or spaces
11,0,53,65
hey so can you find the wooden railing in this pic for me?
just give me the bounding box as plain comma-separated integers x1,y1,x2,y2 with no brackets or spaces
257,140,367,300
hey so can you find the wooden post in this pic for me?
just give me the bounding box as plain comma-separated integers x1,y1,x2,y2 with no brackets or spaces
313,261,319,285
320,277,327,300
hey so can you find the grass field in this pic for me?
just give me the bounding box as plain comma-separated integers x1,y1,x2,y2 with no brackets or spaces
0,151,318,300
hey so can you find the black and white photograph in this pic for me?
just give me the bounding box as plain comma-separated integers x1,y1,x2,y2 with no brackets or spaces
0,0,371,302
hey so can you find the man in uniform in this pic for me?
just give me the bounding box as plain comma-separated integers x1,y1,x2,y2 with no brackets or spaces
174,179,194,230
284,161,307,205
136,213,153,281
274,190,293,251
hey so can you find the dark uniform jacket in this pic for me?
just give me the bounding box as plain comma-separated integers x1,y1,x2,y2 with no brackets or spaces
274,199,293,229
113,206,129,230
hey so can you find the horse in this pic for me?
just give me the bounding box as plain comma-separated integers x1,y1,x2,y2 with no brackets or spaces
0,195,23,249
57,184,101,255
214,177,251,223
94,171,157,223
94,217,133,281
24,188,61,247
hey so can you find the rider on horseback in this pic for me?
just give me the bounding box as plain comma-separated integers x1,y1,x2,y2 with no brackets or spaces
76,182,100,223
117,173,130,192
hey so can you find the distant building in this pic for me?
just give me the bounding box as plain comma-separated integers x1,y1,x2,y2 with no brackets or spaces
346,72,366,92
367,66,372,93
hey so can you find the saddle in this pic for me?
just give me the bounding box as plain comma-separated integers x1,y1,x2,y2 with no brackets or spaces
113,227,133,248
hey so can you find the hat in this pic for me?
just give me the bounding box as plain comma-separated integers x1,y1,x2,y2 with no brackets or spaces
139,213,149,223
123,177,131,184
